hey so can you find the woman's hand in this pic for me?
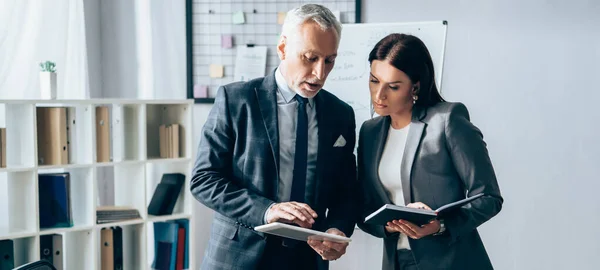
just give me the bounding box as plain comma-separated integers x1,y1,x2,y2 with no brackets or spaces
385,202,441,239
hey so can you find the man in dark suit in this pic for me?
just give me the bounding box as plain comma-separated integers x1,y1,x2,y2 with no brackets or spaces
191,4,357,270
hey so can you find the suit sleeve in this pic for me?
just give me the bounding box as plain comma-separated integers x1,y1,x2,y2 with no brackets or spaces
443,103,503,243
325,106,358,237
355,124,398,239
190,86,274,227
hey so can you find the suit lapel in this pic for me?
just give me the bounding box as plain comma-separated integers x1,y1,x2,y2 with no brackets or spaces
255,73,280,197
372,116,393,204
400,108,427,205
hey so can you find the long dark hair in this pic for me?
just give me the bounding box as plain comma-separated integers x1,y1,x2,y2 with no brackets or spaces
368,33,444,108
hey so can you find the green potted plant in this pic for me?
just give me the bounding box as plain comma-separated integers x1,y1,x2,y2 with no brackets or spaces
39,61,57,99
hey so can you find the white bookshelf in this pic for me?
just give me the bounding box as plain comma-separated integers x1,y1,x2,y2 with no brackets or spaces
0,99,195,269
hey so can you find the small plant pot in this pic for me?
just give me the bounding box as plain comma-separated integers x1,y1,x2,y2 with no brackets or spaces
39,71,57,99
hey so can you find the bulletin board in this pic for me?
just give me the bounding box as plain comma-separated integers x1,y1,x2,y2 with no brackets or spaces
185,0,361,103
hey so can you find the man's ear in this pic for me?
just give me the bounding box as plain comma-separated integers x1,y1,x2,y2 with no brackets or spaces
277,36,287,60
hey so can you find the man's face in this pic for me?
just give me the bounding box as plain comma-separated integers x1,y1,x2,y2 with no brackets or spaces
277,21,339,98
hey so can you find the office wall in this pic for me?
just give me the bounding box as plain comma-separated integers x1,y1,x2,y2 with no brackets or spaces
353,1,600,269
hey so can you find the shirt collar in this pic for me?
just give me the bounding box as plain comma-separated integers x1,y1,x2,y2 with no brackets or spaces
275,67,315,108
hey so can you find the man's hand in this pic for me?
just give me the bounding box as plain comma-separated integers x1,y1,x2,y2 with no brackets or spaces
385,202,441,239
307,228,349,261
266,202,318,228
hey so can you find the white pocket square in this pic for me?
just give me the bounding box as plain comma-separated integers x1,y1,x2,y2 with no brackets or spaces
333,135,346,147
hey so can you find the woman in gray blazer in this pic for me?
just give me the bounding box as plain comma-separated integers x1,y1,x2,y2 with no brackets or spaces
356,33,504,270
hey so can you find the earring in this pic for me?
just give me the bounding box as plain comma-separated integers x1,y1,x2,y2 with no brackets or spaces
412,95,418,104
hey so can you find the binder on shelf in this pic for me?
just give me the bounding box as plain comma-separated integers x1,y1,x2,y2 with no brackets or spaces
0,240,14,270
152,222,179,270
148,173,185,216
0,127,6,168
36,107,69,165
101,228,114,270
174,219,189,269
38,173,73,229
154,241,172,270
96,106,111,162
52,234,64,270
40,235,53,264
113,226,123,270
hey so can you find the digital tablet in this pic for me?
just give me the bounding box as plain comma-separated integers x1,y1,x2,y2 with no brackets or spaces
254,222,352,243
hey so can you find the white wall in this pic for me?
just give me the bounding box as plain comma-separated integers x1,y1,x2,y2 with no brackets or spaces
351,1,600,269
92,0,186,99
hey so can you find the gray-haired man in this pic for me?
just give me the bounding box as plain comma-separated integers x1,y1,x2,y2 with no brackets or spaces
191,3,357,270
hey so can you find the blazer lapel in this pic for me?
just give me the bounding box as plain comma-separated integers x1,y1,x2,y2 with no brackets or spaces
372,116,393,205
400,107,427,205
255,73,280,196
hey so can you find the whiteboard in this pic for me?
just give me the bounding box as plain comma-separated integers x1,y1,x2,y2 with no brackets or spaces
324,21,448,138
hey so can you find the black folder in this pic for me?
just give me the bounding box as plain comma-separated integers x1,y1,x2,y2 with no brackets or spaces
38,173,73,228
113,226,123,270
148,173,185,216
0,240,14,270
364,193,485,226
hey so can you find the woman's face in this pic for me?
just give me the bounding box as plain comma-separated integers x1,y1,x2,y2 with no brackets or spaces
369,60,418,117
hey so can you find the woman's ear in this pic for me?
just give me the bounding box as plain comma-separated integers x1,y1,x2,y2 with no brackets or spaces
413,81,421,94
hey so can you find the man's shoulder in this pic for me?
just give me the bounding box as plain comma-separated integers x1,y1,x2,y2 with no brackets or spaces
318,89,352,112
220,77,265,97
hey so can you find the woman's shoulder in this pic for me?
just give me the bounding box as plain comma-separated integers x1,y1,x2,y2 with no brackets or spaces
360,116,387,133
424,101,471,122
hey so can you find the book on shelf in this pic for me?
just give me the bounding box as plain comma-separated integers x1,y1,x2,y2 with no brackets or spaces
0,127,6,168
96,206,141,224
38,172,73,229
159,124,180,158
148,173,185,216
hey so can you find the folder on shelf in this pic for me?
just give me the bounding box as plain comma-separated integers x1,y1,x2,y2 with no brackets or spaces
40,235,53,264
36,107,69,165
96,106,111,162
0,127,6,168
113,226,123,270
0,240,14,270
52,234,64,270
148,173,185,216
174,219,189,269
38,173,73,229
176,227,185,270
101,228,114,270
153,222,179,270
155,241,172,270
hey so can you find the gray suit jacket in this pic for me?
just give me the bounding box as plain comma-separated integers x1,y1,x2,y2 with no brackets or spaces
357,102,503,270
191,72,358,270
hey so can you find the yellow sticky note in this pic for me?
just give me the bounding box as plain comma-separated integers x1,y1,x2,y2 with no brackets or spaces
209,64,224,78
232,11,245,24
277,12,286,25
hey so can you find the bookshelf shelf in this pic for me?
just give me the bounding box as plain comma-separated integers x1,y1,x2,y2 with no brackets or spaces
0,99,195,269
